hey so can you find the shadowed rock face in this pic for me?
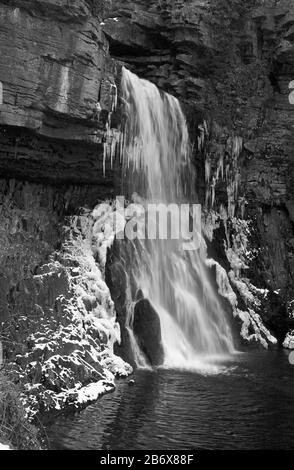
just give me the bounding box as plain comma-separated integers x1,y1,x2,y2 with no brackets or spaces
133,298,164,366
104,0,259,111
0,125,121,186
0,177,109,323
105,238,164,367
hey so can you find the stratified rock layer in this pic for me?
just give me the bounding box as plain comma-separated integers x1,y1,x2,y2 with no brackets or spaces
0,0,122,183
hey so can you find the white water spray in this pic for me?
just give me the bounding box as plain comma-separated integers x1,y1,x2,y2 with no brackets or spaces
121,68,235,369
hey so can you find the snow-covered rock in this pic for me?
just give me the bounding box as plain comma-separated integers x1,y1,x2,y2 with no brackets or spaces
283,331,294,350
204,209,278,349
7,203,132,419
0,443,11,450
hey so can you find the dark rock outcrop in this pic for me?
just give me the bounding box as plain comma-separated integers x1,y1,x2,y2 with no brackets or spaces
0,178,108,323
133,298,164,366
106,237,164,367
105,238,134,365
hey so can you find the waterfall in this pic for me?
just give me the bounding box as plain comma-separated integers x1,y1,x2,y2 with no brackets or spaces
120,67,235,369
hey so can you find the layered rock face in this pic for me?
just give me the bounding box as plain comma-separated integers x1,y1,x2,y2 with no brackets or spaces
0,0,121,324
103,0,294,345
0,0,121,183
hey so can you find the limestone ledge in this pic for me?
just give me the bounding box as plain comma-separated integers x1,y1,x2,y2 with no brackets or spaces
0,0,119,144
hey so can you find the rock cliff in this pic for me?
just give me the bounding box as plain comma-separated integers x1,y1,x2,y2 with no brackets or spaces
0,0,129,426
1,0,294,433
0,0,121,184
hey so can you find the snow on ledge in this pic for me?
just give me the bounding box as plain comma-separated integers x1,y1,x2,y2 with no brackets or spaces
0,443,11,450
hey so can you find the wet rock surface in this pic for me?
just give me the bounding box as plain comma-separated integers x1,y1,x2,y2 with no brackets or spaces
133,299,164,366
105,236,164,367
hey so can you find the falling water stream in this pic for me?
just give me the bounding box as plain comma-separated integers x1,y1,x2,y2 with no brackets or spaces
120,68,235,369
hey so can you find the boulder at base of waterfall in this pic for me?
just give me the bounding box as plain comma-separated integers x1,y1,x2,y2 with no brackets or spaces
133,299,164,366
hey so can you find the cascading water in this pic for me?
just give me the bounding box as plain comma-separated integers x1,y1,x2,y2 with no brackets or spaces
120,67,235,369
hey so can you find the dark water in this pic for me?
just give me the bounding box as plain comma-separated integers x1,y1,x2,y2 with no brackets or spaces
47,351,294,450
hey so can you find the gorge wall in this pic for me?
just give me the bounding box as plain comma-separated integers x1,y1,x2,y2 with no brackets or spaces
0,0,131,425
1,0,294,430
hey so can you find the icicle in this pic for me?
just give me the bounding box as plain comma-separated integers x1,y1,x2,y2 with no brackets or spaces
227,182,236,219
216,152,224,183
211,176,216,208
110,138,114,170
205,185,210,208
239,196,246,219
0,81,3,107
219,153,224,180
205,155,211,184
103,143,106,177
197,123,205,151
203,119,208,136
225,162,230,181
110,83,118,112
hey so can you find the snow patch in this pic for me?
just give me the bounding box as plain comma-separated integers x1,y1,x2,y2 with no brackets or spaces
283,331,294,349
0,443,11,450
